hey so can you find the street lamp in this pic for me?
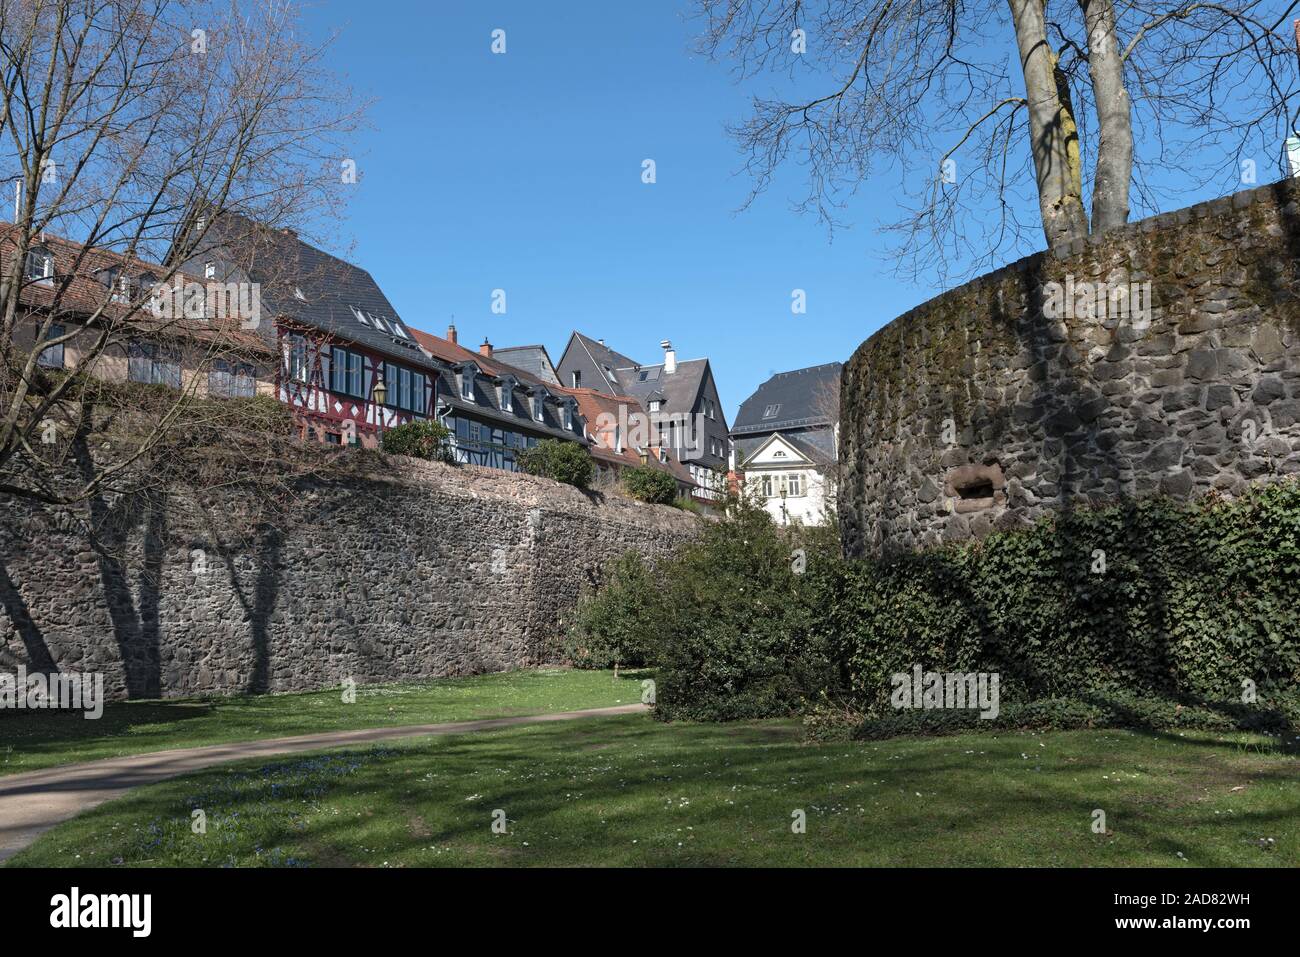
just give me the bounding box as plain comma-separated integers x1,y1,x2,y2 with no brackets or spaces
779,486,788,526
371,375,387,444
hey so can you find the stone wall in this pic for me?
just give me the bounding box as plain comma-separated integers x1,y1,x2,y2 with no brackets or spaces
841,180,1300,558
0,459,698,700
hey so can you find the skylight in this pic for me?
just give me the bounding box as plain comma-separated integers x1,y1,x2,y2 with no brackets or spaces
762,404,781,418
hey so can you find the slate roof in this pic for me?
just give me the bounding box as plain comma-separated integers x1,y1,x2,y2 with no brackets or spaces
614,358,711,416
493,345,560,385
572,332,639,379
180,213,434,370
731,362,842,434
409,328,585,443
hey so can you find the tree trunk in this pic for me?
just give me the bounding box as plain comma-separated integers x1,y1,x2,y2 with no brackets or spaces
1007,0,1089,247
1079,0,1132,233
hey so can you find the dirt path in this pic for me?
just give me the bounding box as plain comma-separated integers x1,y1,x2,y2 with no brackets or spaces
0,703,649,863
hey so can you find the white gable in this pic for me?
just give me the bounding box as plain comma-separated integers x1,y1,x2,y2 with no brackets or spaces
742,433,813,468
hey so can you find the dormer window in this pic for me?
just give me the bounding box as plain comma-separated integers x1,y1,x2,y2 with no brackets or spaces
24,246,54,284
657,448,667,464
204,262,216,279
649,399,662,413
562,403,573,431
532,394,545,422
498,381,514,413
459,368,475,400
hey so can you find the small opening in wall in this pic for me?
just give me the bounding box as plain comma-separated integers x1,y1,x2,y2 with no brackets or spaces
956,479,994,500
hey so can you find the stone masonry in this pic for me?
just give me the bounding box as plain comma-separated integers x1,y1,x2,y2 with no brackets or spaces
0,458,698,700
841,180,1300,557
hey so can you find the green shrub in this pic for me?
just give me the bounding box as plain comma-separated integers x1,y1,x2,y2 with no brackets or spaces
827,481,1300,715
564,552,660,669
672,495,702,514
381,420,453,461
650,497,840,721
622,466,677,504
517,439,594,489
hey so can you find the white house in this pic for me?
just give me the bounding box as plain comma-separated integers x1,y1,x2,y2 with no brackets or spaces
731,362,841,526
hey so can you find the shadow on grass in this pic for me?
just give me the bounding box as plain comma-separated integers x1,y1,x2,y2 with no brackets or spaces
15,716,1296,868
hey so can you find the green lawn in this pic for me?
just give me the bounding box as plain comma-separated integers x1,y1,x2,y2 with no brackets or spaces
0,668,642,776
9,714,1296,867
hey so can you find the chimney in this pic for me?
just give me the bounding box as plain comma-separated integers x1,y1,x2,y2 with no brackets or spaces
661,339,676,375
446,323,458,345
480,337,493,358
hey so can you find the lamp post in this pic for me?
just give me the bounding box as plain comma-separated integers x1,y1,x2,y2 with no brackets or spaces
371,375,388,446
780,486,788,526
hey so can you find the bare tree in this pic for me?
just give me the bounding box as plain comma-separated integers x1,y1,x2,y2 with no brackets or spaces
694,0,1300,279
0,0,366,507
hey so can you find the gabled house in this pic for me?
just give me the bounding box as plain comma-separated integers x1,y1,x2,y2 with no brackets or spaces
5,226,273,401
731,362,842,525
410,325,587,471
555,331,731,495
564,387,695,497
171,214,439,448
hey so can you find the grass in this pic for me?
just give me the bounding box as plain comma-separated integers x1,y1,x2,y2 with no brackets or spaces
0,668,644,776
9,714,1297,867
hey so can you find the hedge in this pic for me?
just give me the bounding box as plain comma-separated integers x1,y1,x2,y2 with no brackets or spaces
827,481,1300,715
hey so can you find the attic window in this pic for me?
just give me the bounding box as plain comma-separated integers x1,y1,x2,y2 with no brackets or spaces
773,450,786,458
293,286,306,301
649,399,662,413
24,246,54,283
205,262,216,279
350,305,370,325
763,404,780,418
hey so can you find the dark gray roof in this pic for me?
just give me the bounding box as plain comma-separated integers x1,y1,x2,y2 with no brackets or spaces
573,332,640,386
493,345,560,385
433,359,585,442
732,362,843,435
182,213,436,371
616,358,708,415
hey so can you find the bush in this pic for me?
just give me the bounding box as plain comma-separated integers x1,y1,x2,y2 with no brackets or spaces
517,439,594,489
622,466,677,504
381,420,453,461
650,498,840,721
564,552,659,669
672,495,701,514
827,480,1300,716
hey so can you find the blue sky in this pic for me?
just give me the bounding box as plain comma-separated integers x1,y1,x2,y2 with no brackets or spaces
299,1,1278,421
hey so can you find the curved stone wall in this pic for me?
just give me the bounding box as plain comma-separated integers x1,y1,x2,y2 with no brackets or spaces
841,180,1300,558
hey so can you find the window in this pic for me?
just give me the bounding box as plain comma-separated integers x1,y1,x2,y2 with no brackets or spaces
37,323,65,369
649,399,662,413
657,448,667,463
128,342,181,388
24,246,54,284
562,404,573,431
533,395,545,422
210,359,257,398
703,398,715,419
760,475,773,498
204,262,216,279
789,473,803,496
500,382,513,413
460,370,474,399
398,367,411,410
762,404,781,419
293,286,306,301
348,351,363,397
571,370,581,388
286,334,309,383
412,373,427,415
349,305,370,326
